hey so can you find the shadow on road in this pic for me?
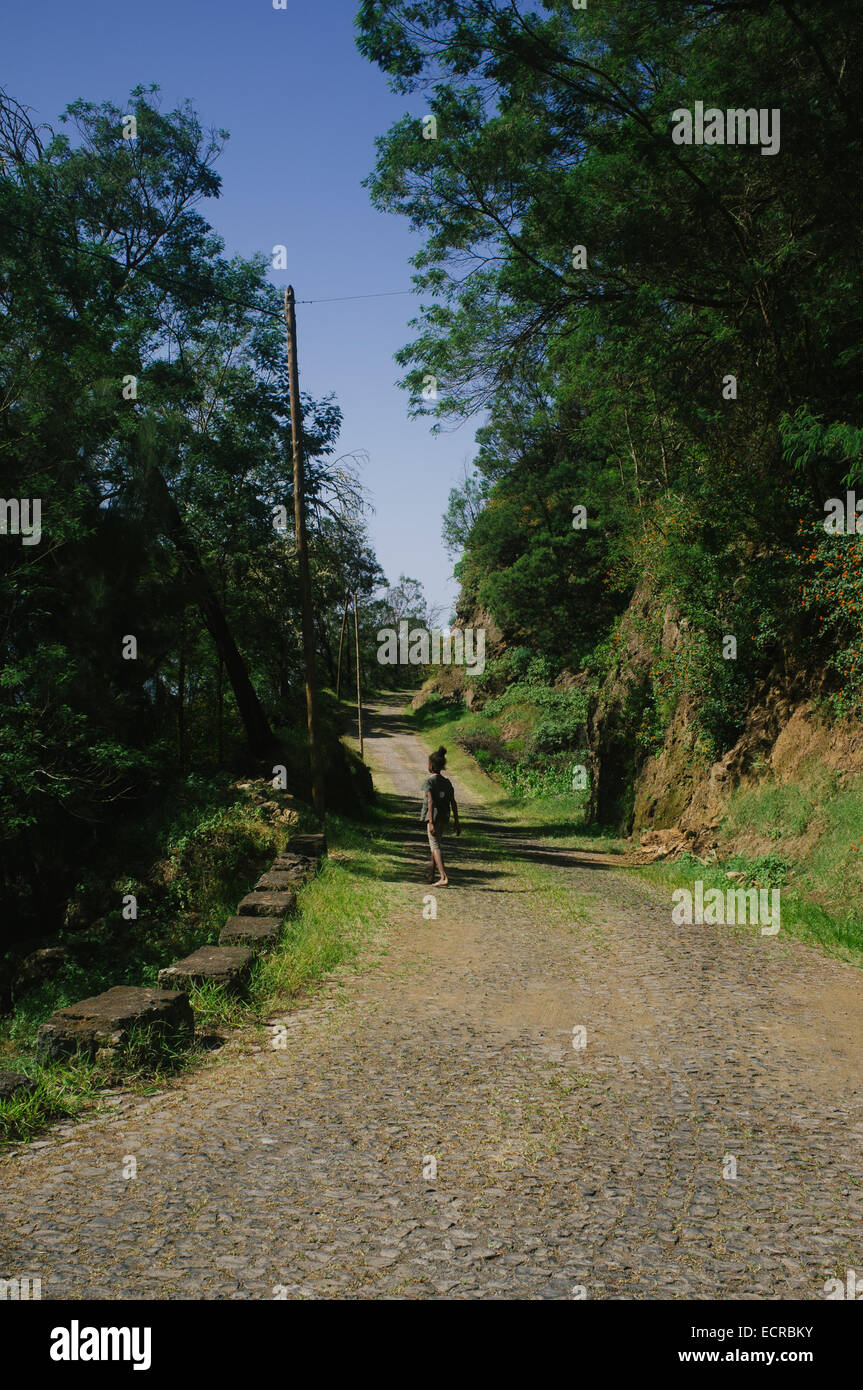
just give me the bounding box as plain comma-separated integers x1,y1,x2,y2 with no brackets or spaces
351,692,634,884
364,789,625,888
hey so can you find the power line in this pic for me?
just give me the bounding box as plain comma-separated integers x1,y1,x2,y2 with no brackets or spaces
297,289,414,304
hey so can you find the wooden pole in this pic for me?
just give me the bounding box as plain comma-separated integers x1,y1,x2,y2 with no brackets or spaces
336,592,350,701
353,589,363,759
284,285,326,821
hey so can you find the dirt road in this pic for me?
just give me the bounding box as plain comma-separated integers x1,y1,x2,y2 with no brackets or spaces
1,698,861,1299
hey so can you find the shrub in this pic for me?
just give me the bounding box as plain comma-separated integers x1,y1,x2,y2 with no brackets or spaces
528,711,587,754
456,730,507,760
485,684,588,723
491,754,586,800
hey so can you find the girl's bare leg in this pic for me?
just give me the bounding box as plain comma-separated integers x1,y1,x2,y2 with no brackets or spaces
428,825,447,885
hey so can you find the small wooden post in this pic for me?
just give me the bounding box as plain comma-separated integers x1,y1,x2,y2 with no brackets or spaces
353,590,363,759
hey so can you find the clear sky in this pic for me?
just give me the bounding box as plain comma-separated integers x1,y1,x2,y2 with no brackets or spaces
3,0,475,616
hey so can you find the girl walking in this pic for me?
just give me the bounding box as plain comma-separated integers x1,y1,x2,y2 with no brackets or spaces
420,745,460,887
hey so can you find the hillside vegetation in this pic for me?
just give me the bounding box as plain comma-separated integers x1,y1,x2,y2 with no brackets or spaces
356,0,863,955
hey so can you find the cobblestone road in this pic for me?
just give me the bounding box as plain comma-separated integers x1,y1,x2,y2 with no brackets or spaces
1,701,861,1299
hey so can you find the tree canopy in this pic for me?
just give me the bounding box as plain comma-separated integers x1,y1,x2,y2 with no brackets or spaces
0,85,389,939
357,0,863,745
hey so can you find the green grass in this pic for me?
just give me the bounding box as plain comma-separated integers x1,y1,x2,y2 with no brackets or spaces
409,696,623,855
705,764,863,961
416,694,863,962
250,814,396,1014
0,1063,96,1143
0,807,399,1147
721,765,838,840
639,850,863,964
0,1024,203,1147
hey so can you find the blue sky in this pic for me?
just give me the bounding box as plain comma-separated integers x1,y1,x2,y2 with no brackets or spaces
4,0,475,616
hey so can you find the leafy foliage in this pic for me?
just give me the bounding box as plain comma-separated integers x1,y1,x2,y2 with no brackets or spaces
358,0,863,773
0,85,383,942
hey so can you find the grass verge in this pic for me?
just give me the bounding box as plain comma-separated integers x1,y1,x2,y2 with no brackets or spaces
636,761,863,966
412,693,863,963
408,695,623,855
0,808,400,1147
638,850,863,965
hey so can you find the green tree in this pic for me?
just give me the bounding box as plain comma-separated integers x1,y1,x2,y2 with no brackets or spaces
357,0,863,751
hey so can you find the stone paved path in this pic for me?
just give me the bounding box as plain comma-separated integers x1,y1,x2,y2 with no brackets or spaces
1,700,861,1299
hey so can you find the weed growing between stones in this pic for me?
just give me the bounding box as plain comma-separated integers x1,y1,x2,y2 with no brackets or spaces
0,1029,189,1148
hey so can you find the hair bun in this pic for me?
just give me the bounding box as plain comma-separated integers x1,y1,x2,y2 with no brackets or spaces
438,745,446,755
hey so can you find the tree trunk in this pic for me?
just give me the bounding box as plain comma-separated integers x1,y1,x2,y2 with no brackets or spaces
315,607,337,684
177,644,186,770
150,467,276,760
216,653,224,764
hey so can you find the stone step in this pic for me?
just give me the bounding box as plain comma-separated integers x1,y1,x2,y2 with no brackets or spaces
237,889,297,919
158,946,253,994
256,868,310,891
219,916,283,951
36,986,193,1062
273,852,312,866
285,832,326,859
271,853,317,879
0,1071,38,1102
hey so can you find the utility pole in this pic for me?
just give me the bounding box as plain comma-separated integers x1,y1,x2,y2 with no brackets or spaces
353,589,364,759
336,592,350,701
284,285,326,821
